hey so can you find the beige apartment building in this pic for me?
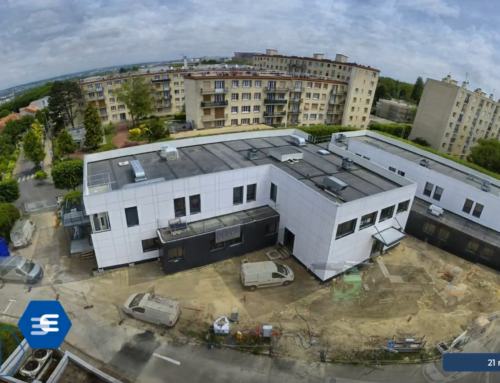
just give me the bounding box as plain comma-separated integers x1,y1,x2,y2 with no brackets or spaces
410,75,500,159
376,99,415,123
253,50,380,128
184,73,349,129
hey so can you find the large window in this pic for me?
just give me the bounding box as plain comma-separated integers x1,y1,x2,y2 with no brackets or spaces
142,238,157,253
423,182,434,197
397,200,410,213
246,184,257,202
210,238,224,252
125,207,139,227
233,186,243,205
423,222,436,235
168,247,184,262
91,212,111,233
379,206,395,222
466,240,480,254
229,233,244,246
266,223,278,235
174,197,186,217
189,195,201,215
462,198,473,213
336,219,357,239
433,186,443,201
437,228,450,241
270,183,277,202
359,212,377,230
472,203,484,218
481,247,494,259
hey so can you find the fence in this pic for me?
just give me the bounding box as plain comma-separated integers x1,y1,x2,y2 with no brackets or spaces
24,199,58,215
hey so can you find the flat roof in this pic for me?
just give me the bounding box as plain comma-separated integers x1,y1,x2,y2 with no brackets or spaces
86,133,402,204
349,135,500,195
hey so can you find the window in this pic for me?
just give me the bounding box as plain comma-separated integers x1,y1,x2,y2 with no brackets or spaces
233,186,243,205
174,82,179,86
253,105,260,112
336,219,357,239
231,119,238,126
437,228,450,241
243,80,251,88
462,198,473,213
255,80,261,88
254,93,261,100
241,118,250,125
360,212,377,229
307,82,312,88
266,223,278,235
229,233,243,246
466,240,480,254
253,117,260,124
272,272,285,279
423,222,436,235
242,106,250,113
114,80,121,85
242,93,251,100
112,114,117,120
423,182,434,197
389,167,396,172
397,200,410,213
313,93,319,100
142,238,157,253
189,194,201,215
310,114,317,120
232,80,239,88
168,247,184,262
125,207,139,227
110,97,115,103
107,81,112,86
432,186,443,201
246,184,256,202
231,106,238,114
174,197,186,217
210,238,224,252
232,93,239,101
132,307,145,314
305,93,311,99
91,212,111,233
481,247,494,259
472,203,483,218
303,114,308,120
270,183,277,202
379,206,395,222
111,106,117,111
398,170,405,177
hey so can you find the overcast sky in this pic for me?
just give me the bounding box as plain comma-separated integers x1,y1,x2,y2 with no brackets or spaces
1,0,499,94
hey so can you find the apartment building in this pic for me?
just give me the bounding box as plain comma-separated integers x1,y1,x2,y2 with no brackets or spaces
184,73,349,129
337,129,500,272
254,50,380,128
82,129,415,280
376,99,415,123
410,76,500,158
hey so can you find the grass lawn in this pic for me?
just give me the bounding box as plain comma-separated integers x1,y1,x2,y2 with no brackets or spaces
0,323,24,363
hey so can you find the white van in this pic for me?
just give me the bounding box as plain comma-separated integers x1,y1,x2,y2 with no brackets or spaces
122,293,180,327
240,261,294,291
10,219,36,248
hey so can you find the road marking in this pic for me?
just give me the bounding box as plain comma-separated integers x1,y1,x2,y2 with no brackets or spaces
30,174,35,179
153,353,181,365
3,299,16,314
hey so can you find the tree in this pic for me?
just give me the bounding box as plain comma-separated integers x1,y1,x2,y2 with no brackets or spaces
374,85,387,102
51,160,83,190
57,129,78,158
468,139,500,173
114,76,152,126
0,179,20,203
0,110,9,118
0,203,21,243
31,119,44,141
3,115,34,143
0,135,15,157
410,107,418,121
48,80,83,128
83,104,103,150
119,67,127,73
412,137,430,147
411,76,424,104
145,120,169,143
23,129,45,165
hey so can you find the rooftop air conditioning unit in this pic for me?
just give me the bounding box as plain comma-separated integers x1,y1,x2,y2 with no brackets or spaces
130,160,147,183
247,148,259,160
481,180,491,192
20,358,43,379
160,144,179,161
341,158,353,170
420,159,430,168
289,135,306,147
335,134,346,142
428,204,444,217
323,176,348,192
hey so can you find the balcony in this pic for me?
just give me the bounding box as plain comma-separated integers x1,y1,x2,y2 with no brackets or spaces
202,114,228,122
264,87,290,93
290,98,303,103
293,88,303,92
200,87,228,94
264,99,287,105
151,78,171,83
264,111,287,117
200,100,228,108
289,109,302,114
327,109,342,114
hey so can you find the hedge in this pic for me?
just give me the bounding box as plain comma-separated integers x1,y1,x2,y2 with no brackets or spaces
94,143,116,153
299,125,359,138
370,123,412,139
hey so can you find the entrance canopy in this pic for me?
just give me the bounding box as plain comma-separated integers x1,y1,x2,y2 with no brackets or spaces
372,227,406,247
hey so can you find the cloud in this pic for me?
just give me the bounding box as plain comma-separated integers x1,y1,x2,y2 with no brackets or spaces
0,0,499,99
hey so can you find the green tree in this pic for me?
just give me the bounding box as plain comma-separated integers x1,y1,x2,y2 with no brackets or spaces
0,82,52,113
3,115,35,144
83,104,103,149
468,139,500,173
31,119,44,141
48,80,83,128
51,160,83,190
57,129,78,158
412,137,430,147
410,107,418,120
411,77,424,104
23,129,45,165
374,85,387,102
0,110,9,118
131,66,140,72
114,76,152,126
119,67,127,73
145,120,169,143
0,179,20,203
0,202,21,243
0,135,15,157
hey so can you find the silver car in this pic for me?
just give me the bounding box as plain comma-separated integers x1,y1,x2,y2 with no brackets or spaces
0,255,44,285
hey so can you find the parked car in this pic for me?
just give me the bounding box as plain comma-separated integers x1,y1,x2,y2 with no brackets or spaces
122,293,180,327
240,261,295,291
10,219,36,248
0,255,44,285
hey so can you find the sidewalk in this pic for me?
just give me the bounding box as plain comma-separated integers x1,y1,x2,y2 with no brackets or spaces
43,139,53,176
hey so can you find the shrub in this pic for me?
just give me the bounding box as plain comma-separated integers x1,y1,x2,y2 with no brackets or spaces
129,128,142,139
104,123,115,135
51,160,83,190
94,143,116,153
35,170,47,180
63,190,82,201
370,123,412,139
0,203,21,244
299,125,359,138
0,178,20,203
412,137,430,147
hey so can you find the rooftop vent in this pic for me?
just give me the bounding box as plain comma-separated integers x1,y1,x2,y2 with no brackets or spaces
420,159,430,168
247,148,259,160
428,204,444,217
130,160,147,183
323,176,348,192
341,158,353,170
335,134,347,143
160,144,179,161
481,180,491,192
269,147,304,162
318,149,330,155
289,135,306,147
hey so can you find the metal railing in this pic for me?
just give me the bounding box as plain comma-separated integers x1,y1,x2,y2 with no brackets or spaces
151,78,171,83
202,114,228,122
200,100,228,108
264,87,290,92
264,99,287,104
200,87,228,94
264,111,287,117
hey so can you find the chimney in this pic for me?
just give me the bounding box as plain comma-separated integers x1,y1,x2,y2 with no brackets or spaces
335,54,348,63
461,81,467,88
313,53,325,60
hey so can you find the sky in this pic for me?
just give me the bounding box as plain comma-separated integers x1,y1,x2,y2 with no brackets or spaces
1,0,500,94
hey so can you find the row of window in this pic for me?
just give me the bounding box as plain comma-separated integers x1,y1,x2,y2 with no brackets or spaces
388,167,406,177
423,182,485,219
462,198,484,218
230,118,260,125
336,200,410,239
85,73,187,89
423,182,443,201
231,106,261,113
